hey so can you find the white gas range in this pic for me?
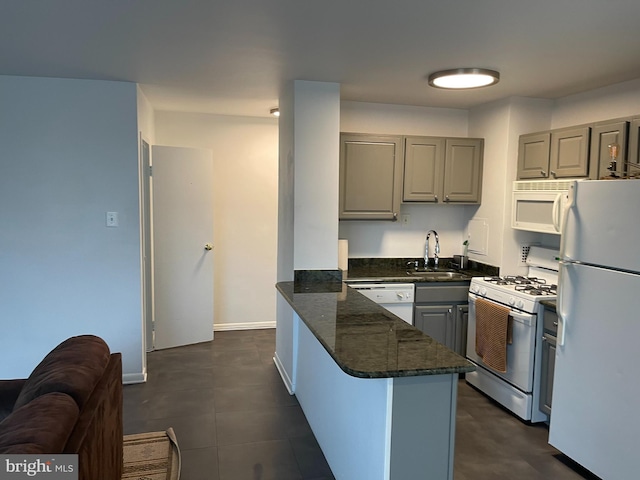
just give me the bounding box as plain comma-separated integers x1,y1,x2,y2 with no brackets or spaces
465,246,559,423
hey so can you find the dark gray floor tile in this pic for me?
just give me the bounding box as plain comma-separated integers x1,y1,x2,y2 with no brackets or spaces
210,364,277,387
211,347,262,366
124,330,598,480
212,383,278,413
215,407,291,446
289,434,334,479
217,440,302,480
181,446,220,480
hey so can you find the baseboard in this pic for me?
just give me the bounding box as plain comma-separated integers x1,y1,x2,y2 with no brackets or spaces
273,352,295,395
214,321,276,331
123,371,147,385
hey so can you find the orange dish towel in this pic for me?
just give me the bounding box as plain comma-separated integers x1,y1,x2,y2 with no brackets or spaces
475,298,511,373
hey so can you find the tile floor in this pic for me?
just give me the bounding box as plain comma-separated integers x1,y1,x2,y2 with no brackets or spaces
123,329,598,480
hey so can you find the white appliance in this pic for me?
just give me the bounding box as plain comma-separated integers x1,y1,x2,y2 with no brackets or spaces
549,179,640,480
347,283,414,325
466,246,559,423
512,180,571,234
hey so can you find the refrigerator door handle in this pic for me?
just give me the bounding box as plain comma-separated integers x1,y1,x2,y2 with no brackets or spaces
556,260,569,346
558,181,577,260
552,192,563,233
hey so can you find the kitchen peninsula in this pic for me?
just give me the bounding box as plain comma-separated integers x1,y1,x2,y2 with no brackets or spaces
275,277,475,480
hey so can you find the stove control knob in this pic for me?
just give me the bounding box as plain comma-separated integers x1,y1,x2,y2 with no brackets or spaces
397,292,405,300
480,287,487,296
517,300,525,309
508,297,516,306
471,285,479,294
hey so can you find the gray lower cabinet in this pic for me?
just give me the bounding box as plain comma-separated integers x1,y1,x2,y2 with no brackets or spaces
589,119,628,179
339,133,404,220
414,283,469,355
539,307,558,415
404,137,483,204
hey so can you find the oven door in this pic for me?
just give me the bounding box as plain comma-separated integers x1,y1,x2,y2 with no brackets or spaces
466,295,537,392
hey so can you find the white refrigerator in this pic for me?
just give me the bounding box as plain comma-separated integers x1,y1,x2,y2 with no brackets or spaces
550,179,640,480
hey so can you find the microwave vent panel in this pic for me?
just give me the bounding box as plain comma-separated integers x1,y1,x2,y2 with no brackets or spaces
513,180,572,191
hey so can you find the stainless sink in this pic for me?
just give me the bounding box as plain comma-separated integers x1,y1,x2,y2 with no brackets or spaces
406,270,470,280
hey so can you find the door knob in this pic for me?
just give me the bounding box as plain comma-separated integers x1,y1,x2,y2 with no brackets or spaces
204,243,213,251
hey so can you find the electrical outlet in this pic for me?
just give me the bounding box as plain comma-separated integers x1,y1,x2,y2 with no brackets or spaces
401,214,410,226
106,212,119,227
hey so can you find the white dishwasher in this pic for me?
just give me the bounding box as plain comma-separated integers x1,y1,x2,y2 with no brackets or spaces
347,283,415,325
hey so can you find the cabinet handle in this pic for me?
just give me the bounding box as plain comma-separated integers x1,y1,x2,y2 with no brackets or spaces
542,337,547,342
434,195,438,202
550,170,557,178
445,195,450,202
553,321,558,327
393,212,398,221
540,170,547,177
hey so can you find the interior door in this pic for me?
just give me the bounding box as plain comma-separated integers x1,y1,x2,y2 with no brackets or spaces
152,145,214,350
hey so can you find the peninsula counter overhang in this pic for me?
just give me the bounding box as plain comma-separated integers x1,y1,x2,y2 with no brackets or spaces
276,281,475,379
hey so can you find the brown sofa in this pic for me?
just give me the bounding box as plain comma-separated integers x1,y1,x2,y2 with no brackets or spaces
0,335,123,480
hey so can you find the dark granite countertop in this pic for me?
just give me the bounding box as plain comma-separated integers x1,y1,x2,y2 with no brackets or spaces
344,257,499,283
276,280,475,379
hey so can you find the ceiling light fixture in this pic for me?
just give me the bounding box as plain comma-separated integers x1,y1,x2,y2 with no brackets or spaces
270,107,280,117
428,68,500,89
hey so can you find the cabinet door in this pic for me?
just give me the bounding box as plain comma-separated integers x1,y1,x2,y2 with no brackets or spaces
403,136,445,202
414,305,454,349
549,126,591,178
589,120,628,179
517,132,551,179
454,304,469,356
626,117,640,176
339,134,404,220
443,138,483,203
539,334,556,415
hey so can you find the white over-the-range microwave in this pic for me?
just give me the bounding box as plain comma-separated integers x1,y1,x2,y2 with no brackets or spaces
511,180,571,234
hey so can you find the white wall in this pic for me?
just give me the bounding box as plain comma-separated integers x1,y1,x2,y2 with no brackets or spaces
0,75,143,380
551,78,640,129
154,111,279,330
293,81,341,270
339,101,472,259
468,97,555,272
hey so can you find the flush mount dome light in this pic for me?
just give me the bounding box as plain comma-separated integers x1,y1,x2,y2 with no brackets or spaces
428,68,500,89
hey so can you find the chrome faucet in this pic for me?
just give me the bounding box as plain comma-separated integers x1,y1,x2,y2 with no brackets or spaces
425,230,440,269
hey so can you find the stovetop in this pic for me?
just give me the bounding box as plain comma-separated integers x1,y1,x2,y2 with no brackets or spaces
470,275,558,314
481,276,557,296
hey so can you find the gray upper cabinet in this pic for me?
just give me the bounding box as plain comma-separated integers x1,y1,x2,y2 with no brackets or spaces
403,137,445,202
549,126,591,179
517,132,551,179
626,117,640,175
443,138,483,203
339,133,404,221
589,119,628,179
403,136,483,204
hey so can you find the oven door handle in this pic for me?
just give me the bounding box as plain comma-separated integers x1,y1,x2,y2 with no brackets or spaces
508,310,534,326
469,296,534,326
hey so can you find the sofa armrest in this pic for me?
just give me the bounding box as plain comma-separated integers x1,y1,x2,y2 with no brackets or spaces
0,380,27,421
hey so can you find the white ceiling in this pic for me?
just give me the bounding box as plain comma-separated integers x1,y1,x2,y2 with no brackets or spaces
3,0,640,118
